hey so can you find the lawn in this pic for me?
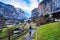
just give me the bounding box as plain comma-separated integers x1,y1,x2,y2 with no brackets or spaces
36,22,60,40
0,24,28,40
0,25,17,37
0,28,8,38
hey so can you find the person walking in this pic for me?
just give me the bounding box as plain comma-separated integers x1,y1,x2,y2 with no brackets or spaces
28,25,33,36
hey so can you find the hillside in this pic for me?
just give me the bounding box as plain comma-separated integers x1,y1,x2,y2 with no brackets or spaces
37,22,60,40
0,2,27,20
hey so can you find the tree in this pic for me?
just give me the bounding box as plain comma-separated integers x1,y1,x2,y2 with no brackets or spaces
0,14,6,32
35,16,46,26
44,14,49,22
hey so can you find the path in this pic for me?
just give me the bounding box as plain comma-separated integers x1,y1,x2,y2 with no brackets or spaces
24,30,35,40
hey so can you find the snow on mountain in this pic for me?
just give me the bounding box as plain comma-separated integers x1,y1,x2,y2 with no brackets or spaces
0,2,27,20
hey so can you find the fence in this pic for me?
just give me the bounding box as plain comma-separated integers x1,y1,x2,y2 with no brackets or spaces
0,29,28,40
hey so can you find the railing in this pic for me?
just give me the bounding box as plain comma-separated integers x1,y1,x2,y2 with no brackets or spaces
0,29,28,40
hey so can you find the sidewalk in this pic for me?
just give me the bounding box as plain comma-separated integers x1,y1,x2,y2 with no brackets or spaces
24,30,35,40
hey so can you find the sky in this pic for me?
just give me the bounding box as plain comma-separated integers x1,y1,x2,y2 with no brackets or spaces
0,0,42,17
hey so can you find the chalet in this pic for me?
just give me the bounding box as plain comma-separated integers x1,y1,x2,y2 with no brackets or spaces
51,10,60,21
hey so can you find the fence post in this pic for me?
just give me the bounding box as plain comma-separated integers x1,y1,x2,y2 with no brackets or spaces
7,28,11,40
8,35,10,40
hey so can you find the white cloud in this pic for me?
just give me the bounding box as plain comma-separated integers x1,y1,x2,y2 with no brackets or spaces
39,0,42,2
9,0,42,15
1,0,42,13
7,0,42,17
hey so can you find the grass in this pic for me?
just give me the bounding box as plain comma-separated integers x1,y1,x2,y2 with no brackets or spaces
32,31,36,40
15,32,27,40
0,25,19,40
0,28,8,38
36,22,60,40
0,25,17,37
0,24,28,40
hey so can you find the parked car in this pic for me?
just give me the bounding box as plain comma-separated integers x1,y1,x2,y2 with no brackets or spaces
13,28,23,34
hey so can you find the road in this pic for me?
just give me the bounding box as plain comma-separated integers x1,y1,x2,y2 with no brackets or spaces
24,30,35,40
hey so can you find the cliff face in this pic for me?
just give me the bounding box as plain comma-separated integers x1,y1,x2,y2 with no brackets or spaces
31,8,39,17
38,0,60,15
16,8,27,20
0,2,27,20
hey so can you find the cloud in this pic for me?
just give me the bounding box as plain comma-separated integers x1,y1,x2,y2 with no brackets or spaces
0,0,42,17
9,0,42,13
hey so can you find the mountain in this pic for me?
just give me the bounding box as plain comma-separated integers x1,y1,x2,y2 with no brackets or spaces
0,2,17,19
31,8,39,17
30,8,39,22
0,2,27,20
16,8,28,20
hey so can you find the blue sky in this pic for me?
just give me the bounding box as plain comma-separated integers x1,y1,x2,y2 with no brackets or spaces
0,0,42,17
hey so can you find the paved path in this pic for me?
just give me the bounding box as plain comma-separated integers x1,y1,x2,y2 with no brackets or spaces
24,30,35,40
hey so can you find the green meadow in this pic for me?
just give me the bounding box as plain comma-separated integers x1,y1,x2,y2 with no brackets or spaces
36,22,60,40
